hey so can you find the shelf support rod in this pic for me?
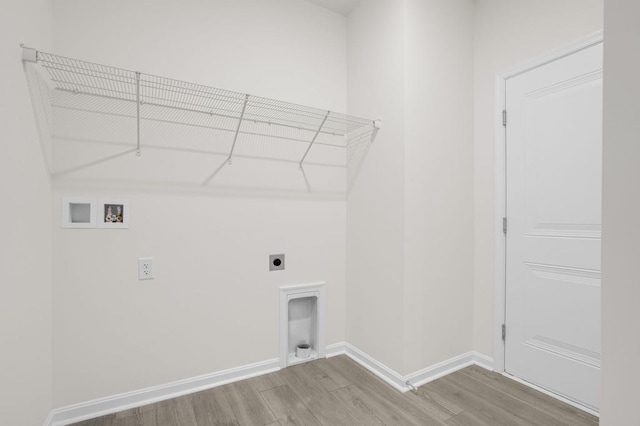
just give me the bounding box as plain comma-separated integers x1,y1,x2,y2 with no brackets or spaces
299,111,330,169
227,94,250,165
135,71,141,156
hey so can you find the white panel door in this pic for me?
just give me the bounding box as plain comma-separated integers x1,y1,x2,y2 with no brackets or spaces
505,42,602,410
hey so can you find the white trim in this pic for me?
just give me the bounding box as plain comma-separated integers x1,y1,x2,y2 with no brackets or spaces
43,412,54,426
45,358,280,426
406,351,494,389
471,351,495,372
502,372,600,417
342,343,494,393
343,343,408,392
493,30,604,374
325,341,347,357
494,71,507,374
43,344,495,425
497,31,604,79
279,282,326,368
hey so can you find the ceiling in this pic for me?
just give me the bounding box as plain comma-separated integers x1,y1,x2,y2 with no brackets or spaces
304,0,361,16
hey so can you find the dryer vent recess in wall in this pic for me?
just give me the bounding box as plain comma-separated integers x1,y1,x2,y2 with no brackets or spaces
279,283,326,368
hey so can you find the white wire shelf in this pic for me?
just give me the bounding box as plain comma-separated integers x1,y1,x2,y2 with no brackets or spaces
22,47,380,193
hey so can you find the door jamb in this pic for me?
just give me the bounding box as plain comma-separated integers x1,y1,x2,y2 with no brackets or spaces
493,30,604,374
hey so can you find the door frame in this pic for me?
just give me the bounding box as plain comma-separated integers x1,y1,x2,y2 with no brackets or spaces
493,30,604,383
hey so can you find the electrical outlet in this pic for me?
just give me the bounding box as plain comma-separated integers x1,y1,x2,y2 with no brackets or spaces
269,254,285,271
138,258,154,280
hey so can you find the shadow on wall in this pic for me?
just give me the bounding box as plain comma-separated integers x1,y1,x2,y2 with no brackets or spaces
23,52,378,199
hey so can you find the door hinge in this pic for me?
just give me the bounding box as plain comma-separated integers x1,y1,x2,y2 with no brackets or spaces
502,324,506,341
502,109,507,127
502,217,507,234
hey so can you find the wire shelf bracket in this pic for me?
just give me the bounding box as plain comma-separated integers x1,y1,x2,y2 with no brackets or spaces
227,94,249,165
299,110,330,169
21,47,381,192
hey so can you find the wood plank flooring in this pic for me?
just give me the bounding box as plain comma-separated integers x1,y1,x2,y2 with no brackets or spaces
73,355,598,426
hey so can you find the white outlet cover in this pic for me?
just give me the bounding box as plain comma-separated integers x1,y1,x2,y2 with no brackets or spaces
138,258,154,280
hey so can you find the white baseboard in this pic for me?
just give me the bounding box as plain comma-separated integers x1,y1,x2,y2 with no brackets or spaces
44,345,494,425
325,342,494,393
343,343,408,391
325,341,348,357
406,351,494,389
43,411,55,426
471,351,495,371
45,358,280,426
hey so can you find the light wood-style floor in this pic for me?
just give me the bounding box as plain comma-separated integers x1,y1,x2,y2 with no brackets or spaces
73,355,598,425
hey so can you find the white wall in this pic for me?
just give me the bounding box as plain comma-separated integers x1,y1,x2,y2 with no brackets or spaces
52,0,349,407
53,0,345,109
346,0,406,373
0,0,53,424
471,0,603,357
347,0,474,376
404,0,474,374
601,0,640,423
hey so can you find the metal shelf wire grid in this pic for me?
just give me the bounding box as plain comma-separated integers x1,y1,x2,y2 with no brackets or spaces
24,48,379,192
